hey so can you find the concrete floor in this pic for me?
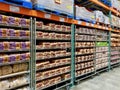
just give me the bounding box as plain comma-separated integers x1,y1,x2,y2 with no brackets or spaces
71,67,120,90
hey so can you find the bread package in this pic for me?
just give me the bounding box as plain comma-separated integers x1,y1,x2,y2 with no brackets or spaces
13,64,20,73
2,65,12,75
15,54,21,61
3,55,9,63
36,21,43,29
7,16,16,25
19,63,28,71
9,54,16,62
0,15,8,25
8,29,15,37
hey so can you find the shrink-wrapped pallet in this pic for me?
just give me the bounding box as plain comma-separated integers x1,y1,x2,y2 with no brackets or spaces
76,6,95,22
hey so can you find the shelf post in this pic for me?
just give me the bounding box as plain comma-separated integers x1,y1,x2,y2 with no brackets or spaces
108,10,112,70
30,17,33,89
71,24,75,87
30,17,36,90
70,0,75,88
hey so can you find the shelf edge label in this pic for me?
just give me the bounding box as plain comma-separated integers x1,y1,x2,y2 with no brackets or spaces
45,14,51,19
60,17,65,22
10,6,20,12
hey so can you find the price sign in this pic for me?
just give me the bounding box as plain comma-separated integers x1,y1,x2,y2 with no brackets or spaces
60,17,65,22
45,14,51,19
10,6,20,12
78,21,82,24
86,23,89,26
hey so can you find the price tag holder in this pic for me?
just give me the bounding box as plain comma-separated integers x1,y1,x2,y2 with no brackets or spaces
86,23,89,26
98,26,101,28
91,24,94,27
60,17,65,22
10,6,20,12
45,14,51,19
78,21,82,25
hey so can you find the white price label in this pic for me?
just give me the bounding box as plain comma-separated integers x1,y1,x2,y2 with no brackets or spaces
91,24,94,27
10,6,20,12
78,21,82,24
60,18,65,22
98,26,101,28
86,23,89,26
45,14,51,19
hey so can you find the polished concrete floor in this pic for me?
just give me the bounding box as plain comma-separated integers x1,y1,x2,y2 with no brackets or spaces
71,67,120,90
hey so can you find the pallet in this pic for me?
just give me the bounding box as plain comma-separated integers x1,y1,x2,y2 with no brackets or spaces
75,17,96,24
34,4,74,18
0,0,32,9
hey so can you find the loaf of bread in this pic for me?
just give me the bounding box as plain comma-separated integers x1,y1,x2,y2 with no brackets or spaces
8,29,15,37
7,16,16,25
0,80,9,90
13,64,20,73
48,23,55,30
19,63,28,71
15,30,20,37
36,21,43,29
2,65,12,75
0,15,8,25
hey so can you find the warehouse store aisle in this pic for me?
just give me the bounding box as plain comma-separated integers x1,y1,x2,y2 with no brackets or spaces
71,67,120,90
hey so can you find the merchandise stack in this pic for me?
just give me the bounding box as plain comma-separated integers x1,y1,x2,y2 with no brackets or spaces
75,27,95,78
35,21,71,89
0,14,30,90
96,30,109,70
111,32,120,65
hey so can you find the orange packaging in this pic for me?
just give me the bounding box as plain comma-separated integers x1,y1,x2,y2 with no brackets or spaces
16,42,21,50
1,29,7,37
15,30,20,37
26,31,30,37
26,19,30,27
3,42,9,51
15,17,20,26
25,42,30,49
0,15,8,25
16,54,21,61
3,55,9,63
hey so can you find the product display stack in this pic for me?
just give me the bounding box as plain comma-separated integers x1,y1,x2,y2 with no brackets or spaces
111,32,120,67
0,14,30,90
95,30,109,71
0,0,119,90
35,21,71,89
75,27,95,79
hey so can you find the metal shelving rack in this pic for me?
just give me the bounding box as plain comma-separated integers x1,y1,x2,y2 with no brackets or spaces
75,26,96,83
0,14,32,90
0,0,120,90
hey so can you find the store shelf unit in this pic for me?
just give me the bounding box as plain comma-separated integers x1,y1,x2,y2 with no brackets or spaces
75,26,95,82
34,18,72,90
0,0,120,90
95,30,110,73
0,13,31,90
74,0,120,85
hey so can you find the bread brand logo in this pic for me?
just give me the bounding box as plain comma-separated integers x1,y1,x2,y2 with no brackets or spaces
55,0,62,4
